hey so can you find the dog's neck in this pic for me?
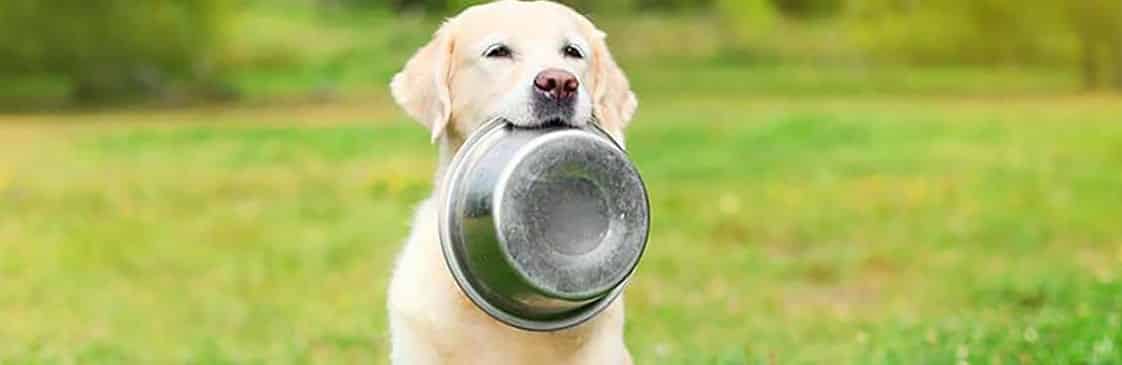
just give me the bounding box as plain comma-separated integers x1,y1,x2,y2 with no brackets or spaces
432,131,467,194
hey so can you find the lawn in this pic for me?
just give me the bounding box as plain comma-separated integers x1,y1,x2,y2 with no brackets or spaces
2,65,1122,364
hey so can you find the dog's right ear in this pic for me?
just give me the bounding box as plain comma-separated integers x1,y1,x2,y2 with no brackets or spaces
391,25,455,142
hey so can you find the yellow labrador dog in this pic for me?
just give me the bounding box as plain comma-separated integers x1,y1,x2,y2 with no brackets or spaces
387,1,637,364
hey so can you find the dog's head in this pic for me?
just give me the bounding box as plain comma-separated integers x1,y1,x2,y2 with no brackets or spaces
391,0,637,146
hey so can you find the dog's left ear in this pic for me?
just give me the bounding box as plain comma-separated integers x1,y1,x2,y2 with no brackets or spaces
391,24,455,142
588,31,638,139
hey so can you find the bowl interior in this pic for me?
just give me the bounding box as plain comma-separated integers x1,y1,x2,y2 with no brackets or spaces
495,130,649,300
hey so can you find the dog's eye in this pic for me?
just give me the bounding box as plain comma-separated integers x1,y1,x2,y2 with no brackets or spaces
563,45,584,59
483,44,512,58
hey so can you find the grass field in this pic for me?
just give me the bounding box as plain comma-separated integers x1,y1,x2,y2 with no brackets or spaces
3,63,1122,364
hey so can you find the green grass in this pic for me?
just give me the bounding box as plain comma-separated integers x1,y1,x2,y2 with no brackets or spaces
2,69,1122,363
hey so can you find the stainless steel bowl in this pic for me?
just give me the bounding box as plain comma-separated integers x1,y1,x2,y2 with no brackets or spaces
439,118,649,331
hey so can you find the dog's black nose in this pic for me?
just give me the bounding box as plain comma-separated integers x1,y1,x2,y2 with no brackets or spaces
534,69,579,100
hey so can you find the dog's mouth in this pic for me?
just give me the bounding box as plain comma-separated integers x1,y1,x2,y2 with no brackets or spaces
491,115,588,135
489,86,590,130
531,95,576,126
536,117,571,129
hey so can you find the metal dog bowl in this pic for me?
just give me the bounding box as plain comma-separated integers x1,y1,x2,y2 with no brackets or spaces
439,118,649,331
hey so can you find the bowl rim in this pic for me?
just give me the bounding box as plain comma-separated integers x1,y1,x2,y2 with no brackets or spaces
437,118,650,332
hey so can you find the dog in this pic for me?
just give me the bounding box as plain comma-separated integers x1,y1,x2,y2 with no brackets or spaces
387,1,638,364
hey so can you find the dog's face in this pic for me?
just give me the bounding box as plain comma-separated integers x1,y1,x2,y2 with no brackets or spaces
392,0,637,144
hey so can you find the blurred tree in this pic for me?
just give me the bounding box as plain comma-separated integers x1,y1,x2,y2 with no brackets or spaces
715,0,778,44
770,0,842,19
635,0,713,12
0,0,235,102
348,0,696,14
958,0,1059,65
1064,0,1122,90
386,0,459,12
843,0,1075,66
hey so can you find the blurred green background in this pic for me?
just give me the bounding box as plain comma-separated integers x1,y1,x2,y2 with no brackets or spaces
2,0,1121,364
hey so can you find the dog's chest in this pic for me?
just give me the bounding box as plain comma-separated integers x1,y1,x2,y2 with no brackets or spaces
388,199,609,364
391,259,625,364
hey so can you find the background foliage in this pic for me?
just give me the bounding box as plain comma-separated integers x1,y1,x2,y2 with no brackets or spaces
0,0,235,103
0,0,1120,105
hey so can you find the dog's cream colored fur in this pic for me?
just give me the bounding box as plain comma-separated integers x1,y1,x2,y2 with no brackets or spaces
387,1,638,364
